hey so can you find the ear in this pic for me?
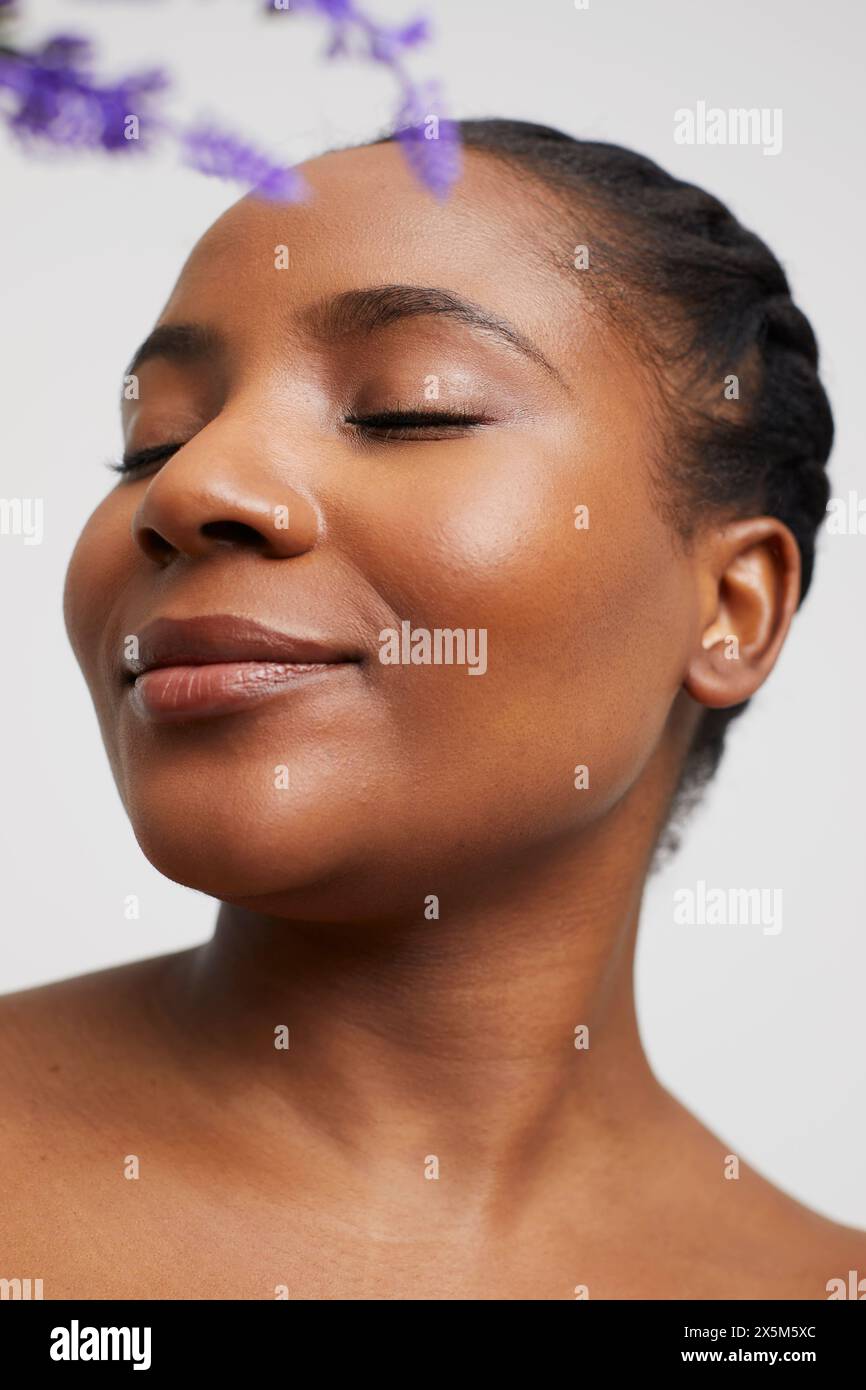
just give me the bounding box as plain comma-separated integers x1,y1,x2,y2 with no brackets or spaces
684,517,802,710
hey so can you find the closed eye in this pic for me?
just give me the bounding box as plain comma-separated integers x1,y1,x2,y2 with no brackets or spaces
109,410,490,477
345,410,491,441
109,442,185,477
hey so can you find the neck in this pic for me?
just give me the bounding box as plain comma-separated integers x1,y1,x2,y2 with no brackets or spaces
161,797,671,1219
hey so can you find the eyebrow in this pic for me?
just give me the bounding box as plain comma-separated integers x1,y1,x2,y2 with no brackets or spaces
305,284,563,380
125,322,221,377
124,285,563,383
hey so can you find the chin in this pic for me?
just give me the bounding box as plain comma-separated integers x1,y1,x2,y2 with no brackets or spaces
124,777,377,904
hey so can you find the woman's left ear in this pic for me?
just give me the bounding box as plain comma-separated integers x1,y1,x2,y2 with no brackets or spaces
684,517,802,710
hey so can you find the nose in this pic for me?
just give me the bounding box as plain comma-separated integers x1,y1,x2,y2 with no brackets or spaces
131,426,320,565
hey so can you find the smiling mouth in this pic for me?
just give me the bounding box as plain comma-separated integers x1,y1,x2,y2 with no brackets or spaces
124,615,360,723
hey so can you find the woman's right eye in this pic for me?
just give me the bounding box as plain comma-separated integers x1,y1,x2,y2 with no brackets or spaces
109,442,185,477
345,410,490,441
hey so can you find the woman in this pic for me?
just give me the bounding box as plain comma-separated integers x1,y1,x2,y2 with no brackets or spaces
2,120,862,1300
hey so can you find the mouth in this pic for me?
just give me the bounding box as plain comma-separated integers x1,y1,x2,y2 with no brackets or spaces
123,614,360,723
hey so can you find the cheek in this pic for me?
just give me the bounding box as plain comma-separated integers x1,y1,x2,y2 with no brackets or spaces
64,492,145,798
339,426,694,836
64,493,135,685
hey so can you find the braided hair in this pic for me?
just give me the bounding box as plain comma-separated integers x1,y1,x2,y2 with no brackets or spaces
379,118,834,808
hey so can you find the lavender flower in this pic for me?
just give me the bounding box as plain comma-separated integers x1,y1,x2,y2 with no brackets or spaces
267,0,460,197
183,127,307,202
394,82,461,201
0,0,460,200
0,33,167,152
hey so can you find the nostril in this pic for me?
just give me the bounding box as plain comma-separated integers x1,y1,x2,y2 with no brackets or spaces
200,520,267,548
137,527,175,563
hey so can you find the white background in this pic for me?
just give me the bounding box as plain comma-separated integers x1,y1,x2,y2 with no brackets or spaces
1,0,863,1226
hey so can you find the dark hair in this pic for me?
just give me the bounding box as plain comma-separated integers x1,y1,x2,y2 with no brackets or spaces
376,119,834,815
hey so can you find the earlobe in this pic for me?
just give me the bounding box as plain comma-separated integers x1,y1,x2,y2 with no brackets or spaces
684,518,801,711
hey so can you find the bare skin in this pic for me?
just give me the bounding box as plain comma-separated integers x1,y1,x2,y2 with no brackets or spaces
1,142,863,1300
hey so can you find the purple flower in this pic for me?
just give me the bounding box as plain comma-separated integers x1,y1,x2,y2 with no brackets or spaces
182,126,307,202
265,0,355,17
268,0,459,196
0,1,460,200
394,83,461,200
394,19,431,48
0,33,168,153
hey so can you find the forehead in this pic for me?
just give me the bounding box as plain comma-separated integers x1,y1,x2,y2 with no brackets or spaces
160,143,597,368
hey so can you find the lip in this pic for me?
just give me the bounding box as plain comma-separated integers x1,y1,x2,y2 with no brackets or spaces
123,615,359,723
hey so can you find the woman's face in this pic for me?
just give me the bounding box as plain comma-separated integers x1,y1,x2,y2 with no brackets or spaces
64,142,700,916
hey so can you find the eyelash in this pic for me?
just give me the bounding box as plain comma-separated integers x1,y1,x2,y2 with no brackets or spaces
345,410,489,441
109,442,182,476
109,411,488,476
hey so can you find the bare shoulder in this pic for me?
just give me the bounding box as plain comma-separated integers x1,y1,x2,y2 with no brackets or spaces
0,951,194,1143
750,1175,866,1300
655,1086,866,1300
0,952,188,1062
0,952,217,1296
